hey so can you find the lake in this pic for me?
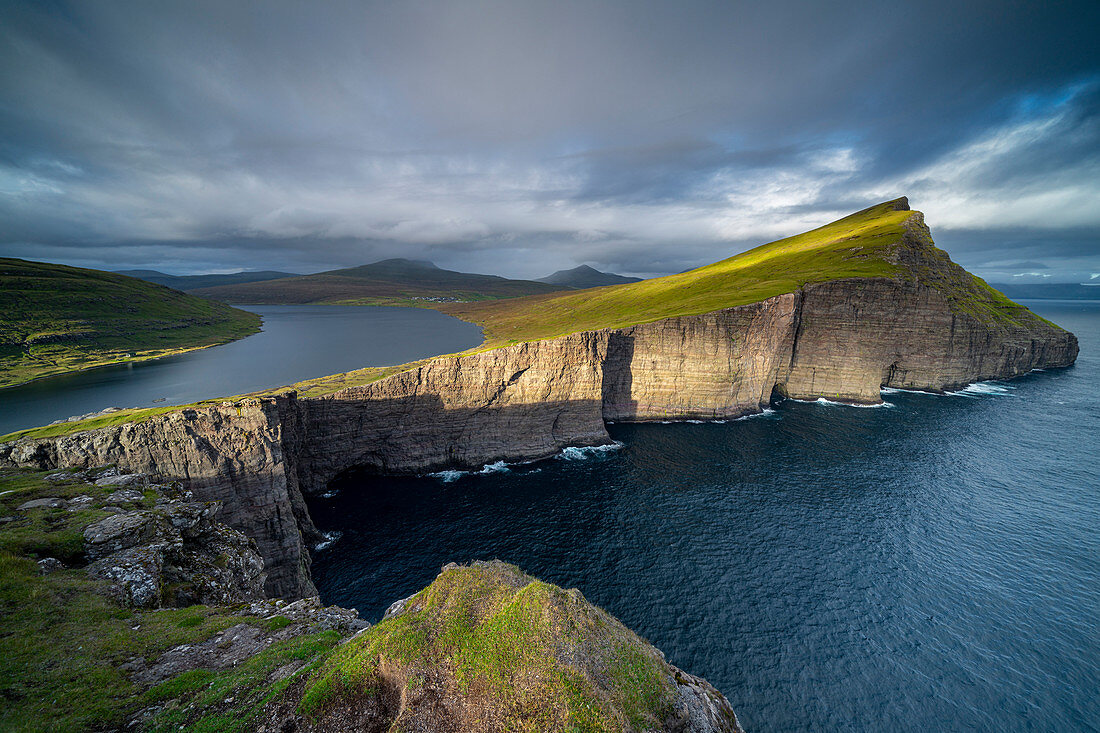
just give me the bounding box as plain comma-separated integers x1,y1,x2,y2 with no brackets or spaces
309,301,1100,732
0,305,483,436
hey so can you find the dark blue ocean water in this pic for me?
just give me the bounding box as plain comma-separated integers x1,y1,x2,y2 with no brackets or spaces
311,300,1099,732
0,305,482,435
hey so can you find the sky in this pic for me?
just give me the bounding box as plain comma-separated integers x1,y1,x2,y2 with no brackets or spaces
1,0,1099,283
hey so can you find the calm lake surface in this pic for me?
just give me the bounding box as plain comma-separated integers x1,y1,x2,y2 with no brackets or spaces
311,300,1100,732
0,305,482,435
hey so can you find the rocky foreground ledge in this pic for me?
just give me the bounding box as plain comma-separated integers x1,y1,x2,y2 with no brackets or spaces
0,467,741,732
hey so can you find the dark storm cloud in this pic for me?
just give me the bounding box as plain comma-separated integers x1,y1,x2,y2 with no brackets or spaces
1,0,1098,280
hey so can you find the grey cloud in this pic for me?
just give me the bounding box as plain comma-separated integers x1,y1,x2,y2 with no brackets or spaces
0,0,1098,279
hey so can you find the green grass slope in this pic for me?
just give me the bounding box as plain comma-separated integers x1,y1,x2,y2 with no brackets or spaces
0,258,261,388
191,258,567,306
0,468,341,732
0,198,1055,442
444,197,1037,347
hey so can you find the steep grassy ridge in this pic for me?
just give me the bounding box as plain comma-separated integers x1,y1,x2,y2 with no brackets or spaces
444,197,1026,347
191,258,566,306
0,258,261,388
0,198,1057,442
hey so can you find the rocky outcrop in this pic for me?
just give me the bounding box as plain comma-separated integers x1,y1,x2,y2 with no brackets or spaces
76,476,267,608
124,596,369,686
0,209,1079,600
777,214,1079,402
0,402,318,600
262,561,742,733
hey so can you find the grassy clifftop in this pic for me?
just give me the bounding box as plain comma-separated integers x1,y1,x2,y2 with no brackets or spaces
443,198,912,346
0,258,261,388
444,197,1037,347
0,198,1055,442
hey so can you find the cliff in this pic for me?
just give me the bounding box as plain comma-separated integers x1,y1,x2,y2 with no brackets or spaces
0,200,1079,600
0,399,319,599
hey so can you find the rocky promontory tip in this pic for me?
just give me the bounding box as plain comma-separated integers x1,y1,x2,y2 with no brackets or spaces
269,560,743,733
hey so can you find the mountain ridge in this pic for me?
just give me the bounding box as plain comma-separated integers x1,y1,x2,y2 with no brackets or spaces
190,258,566,305
115,269,300,291
538,264,643,288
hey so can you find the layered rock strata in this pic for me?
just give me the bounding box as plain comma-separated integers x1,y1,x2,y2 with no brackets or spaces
0,402,318,599
0,211,1079,599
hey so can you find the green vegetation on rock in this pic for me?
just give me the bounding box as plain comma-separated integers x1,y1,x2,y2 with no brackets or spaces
0,258,261,388
0,468,342,732
0,471,738,732
299,561,694,732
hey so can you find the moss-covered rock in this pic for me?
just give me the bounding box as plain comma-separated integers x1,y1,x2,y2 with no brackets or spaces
288,560,742,733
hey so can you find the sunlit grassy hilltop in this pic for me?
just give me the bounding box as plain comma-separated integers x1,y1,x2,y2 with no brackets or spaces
445,198,912,346
444,197,1029,347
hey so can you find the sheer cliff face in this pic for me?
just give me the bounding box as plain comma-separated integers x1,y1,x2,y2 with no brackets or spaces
292,331,611,490
602,293,800,421
0,212,1079,599
0,399,318,600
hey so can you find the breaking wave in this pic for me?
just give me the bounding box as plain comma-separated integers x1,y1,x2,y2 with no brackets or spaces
429,460,513,483
946,381,1017,398
790,397,895,408
313,531,343,552
557,442,625,461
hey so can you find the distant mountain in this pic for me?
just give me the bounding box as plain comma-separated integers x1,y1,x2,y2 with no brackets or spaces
116,269,300,292
537,265,642,288
191,258,567,305
989,282,1100,300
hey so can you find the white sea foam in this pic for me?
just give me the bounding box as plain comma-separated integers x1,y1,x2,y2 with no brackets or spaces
790,397,894,408
429,460,514,483
320,489,340,499
313,531,343,552
735,408,777,421
557,442,624,461
880,386,940,396
429,469,468,483
948,381,1016,398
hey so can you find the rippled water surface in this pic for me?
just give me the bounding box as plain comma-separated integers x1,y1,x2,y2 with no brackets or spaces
0,305,482,435
311,301,1100,732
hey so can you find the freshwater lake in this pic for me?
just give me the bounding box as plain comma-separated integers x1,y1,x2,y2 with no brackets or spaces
310,301,1100,732
0,305,483,435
